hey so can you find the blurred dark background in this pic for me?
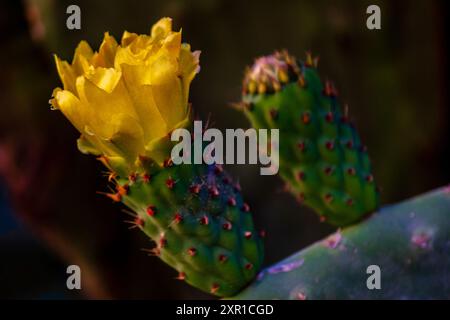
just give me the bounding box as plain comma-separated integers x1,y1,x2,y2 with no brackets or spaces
0,0,449,299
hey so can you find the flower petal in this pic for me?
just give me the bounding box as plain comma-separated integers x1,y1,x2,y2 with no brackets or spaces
108,113,145,161
179,45,200,104
52,88,85,133
84,66,122,93
162,31,181,56
75,75,142,149
54,55,77,94
121,30,138,47
151,17,173,39
93,32,118,68
121,63,168,141
114,45,147,69
149,54,185,128
72,40,94,76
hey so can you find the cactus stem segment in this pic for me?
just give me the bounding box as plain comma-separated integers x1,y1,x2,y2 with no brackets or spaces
241,50,379,226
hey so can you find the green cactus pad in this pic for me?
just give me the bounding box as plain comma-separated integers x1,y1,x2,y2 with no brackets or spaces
101,136,264,297
231,186,450,299
240,51,379,226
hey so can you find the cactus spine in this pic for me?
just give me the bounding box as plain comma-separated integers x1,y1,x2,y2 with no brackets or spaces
240,51,379,226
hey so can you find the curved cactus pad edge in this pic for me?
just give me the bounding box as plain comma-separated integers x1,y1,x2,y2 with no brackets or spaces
230,186,450,299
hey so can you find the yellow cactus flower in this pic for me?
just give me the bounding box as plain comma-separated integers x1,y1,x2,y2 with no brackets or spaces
50,17,200,172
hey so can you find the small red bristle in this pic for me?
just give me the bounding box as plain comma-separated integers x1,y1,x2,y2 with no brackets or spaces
324,167,333,176
163,158,173,167
146,205,157,216
199,215,209,225
411,232,431,249
98,155,109,166
176,272,186,280
187,247,197,256
134,217,144,227
323,81,338,97
227,197,237,206
302,112,311,124
210,283,220,294
209,186,219,197
166,178,175,189
106,192,121,202
325,141,334,150
128,173,137,183
242,203,250,212
244,231,252,239
116,184,129,196
347,167,356,176
270,109,278,120
325,193,333,203
174,212,183,224
142,173,151,183
297,141,306,152
218,254,228,263
159,236,167,248
297,171,306,181
189,184,201,194
259,229,266,238
245,263,253,270
366,174,374,183
107,172,117,183
223,222,232,231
